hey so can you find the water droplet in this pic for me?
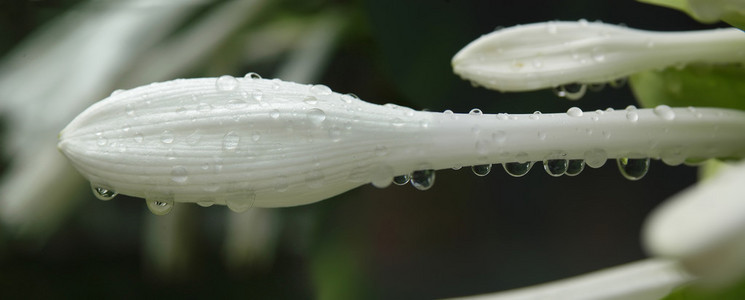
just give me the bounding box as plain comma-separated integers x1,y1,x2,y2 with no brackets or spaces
617,158,650,180
222,131,240,152
584,149,608,168
469,108,483,115
328,126,342,141
564,160,585,176
307,108,326,126
410,170,435,191
304,96,318,105
134,133,144,143
171,166,188,183
97,134,107,146
91,183,117,201
553,84,587,100
393,175,410,185
503,161,533,177
661,147,686,166
216,75,238,91
227,193,255,213
269,109,280,119
653,105,675,121
198,102,212,112
529,111,541,120
532,59,543,69
443,109,454,115
197,201,214,207
251,131,261,142
626,111,639,122
251,89,264,101
111,89,125,96
546,21,558,34
371,165,394,188
543,159,568,177
310,84,332,96
578,18,588,26
567,107,583,117
146,197,174,216
472,164,492,176
391,117,405,127
244,72,261,80
161,130,174,144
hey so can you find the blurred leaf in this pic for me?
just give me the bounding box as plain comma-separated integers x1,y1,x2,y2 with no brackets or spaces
638,0,745,29
663,275,745,300
629,63,745,110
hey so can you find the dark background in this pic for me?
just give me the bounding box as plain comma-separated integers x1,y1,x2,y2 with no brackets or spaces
0,0,718,299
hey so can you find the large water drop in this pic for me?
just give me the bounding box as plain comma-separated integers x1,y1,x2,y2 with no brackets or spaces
227,193,255,213
393,175,410,185
307,108,326,126
543,159,568,177
91,183,117,201
653,105,675,121
503,161,533,177
617,158,650,180
472,164,492,176
565,160,585,176
216,75,238,91
410,170,435,191
146,197,174,216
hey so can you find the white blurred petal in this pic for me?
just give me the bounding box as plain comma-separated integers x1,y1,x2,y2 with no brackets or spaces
454,259,691,300
644,159,745,285
452,21,745,92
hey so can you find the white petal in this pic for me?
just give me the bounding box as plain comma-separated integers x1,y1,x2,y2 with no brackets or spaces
453,259,691,300
452,21,745,92
644,159,745,285
59,78,745,208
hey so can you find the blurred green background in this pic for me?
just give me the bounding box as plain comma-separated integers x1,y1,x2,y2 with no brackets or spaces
0,0,723,299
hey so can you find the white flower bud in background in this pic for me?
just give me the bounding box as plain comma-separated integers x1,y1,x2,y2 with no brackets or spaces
452,21,745,92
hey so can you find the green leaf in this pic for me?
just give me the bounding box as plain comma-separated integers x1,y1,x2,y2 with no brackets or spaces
662,275,745,300
629,63,745,111
638,0,745,30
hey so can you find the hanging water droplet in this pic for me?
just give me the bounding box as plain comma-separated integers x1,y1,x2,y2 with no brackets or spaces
553,84,587,100
653,105,675,121
170,166,188,183
543,159,568,177
146,197,174,216
564,160,585,176
588,83,605,92
626,111,639,122
227,193,255,213
197,200,214,207
160,130,174,144
617,158,650,180
310,84,332,96
307,108,326,126
371,165,394,188
503,161,533,177
472,164,492,176
566,107,583,117
410,170,435,191
215,75,238,91
584,149,608,168
469,108,483,115
243,72,262,80
91,183,117,201
393,174,410,185
222,131,240,152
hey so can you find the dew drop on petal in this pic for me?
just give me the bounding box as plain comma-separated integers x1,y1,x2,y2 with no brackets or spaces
310,84,332,96
653,105,675,121
170,166,188,183
222,131,240,152
243,72,262,80
307,108,326,126
91,183,117,201
626,111,639,123
543,159,568,177
216,75,238,91
564,160,585,176
472,164,492,176
393,174,410,185
566,107,583,117
146,197,174,216
584,149,608,168
270,109,280,119
227,193,255,213
469,108,483,115
410,170,435,191
503,161,533,177
617,157,650,180
160,130,174,144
